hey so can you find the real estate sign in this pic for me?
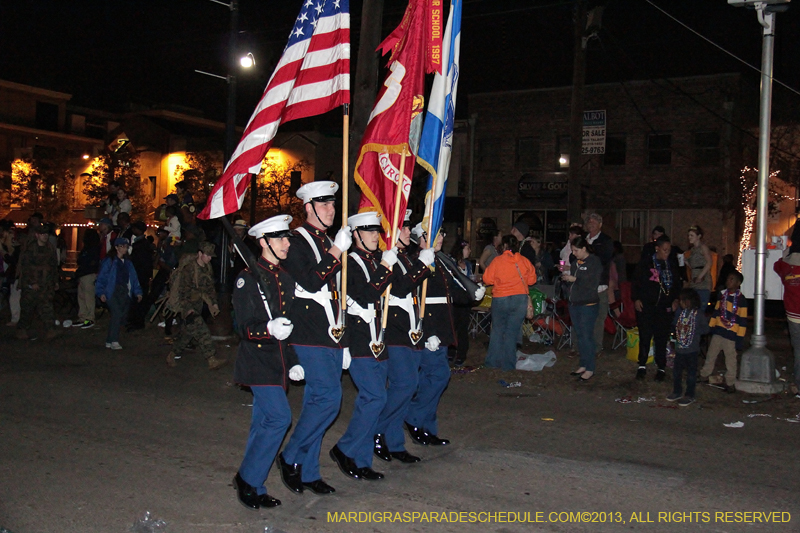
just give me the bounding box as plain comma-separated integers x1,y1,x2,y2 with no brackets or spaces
582,110,606,155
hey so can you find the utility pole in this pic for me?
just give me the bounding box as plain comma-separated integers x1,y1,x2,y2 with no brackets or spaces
212,0,240,339
349,0,386,212
733,0,789,394
567,0,587,223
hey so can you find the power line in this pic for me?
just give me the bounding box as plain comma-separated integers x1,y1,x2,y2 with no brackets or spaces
644,0,800,99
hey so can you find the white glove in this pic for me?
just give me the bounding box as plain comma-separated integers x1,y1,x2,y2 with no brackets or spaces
342,347,351,370
288,365,305,381
267,317,293,340
474,285,486,301
333,226,352,251
425,335,441,351
418,248,435,266
381,247,398,267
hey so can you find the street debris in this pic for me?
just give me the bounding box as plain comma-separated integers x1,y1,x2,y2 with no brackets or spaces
131,511,167,533
615,396,656,404
498,380,522,388
746,414,772,418
515,350,556,371
723,421,745,428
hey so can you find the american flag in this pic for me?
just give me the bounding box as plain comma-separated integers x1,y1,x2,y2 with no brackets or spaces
198,0,350,220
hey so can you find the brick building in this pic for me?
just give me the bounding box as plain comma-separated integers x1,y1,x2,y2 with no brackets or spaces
463,73,789,265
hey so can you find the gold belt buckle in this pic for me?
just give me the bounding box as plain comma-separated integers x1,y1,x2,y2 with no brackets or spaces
330,325,345,342
369,341,385,357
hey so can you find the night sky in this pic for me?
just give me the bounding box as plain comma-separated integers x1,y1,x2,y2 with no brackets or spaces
2,0,800,124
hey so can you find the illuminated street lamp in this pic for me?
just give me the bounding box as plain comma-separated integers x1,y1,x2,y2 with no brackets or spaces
240,52,256,69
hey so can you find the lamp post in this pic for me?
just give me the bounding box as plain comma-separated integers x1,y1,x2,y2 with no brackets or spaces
729,0,790,394
194,0,251,339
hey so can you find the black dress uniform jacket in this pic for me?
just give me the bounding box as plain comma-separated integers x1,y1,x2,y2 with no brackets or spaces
347,247,393,360
421,254,470,346
233,256,299,389
385,249,431,347
282,222,346,348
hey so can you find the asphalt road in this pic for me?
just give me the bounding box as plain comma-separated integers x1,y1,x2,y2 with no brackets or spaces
1,318,799,533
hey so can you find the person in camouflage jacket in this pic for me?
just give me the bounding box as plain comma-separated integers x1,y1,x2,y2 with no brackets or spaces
166,241,226,370
16,225,59,340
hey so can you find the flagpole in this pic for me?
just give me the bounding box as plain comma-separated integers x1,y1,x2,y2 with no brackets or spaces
418,166,439,326
341,104,350,315
380,146,409,333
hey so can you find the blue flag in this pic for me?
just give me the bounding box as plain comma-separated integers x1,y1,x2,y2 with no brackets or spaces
417,0,461,241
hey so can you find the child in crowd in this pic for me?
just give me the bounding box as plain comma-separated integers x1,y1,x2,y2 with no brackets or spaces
668,288,708,406
164,205,182,243
699,271,747,393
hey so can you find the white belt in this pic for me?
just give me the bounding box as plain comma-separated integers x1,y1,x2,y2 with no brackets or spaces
295,226,343,342
388,294,422,345
346,297,384,357
295,287,339,301
425,297,448,305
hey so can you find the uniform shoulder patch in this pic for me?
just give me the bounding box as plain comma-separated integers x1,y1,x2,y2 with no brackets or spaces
236,277,245,288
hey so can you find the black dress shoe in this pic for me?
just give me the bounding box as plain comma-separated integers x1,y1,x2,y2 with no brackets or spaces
277,453,303,494
390,450,421,463
358,467,385,480
405,422,430,445
373,434,392,462
258,494,281,508
329,445,361,479
654,369,666,382
302,479,336,495
423,431,450,446
232,472,260,510
635,366,646,380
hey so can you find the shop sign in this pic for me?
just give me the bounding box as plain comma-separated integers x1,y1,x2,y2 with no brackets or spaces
517,172,568,199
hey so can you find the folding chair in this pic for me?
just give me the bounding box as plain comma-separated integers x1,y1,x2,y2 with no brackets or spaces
468,306,491,338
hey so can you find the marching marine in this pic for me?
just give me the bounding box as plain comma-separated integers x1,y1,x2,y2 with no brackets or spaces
405,225,484,447
231,215,304,511
373,210,434,464
329,212,396,481
278,181,352,496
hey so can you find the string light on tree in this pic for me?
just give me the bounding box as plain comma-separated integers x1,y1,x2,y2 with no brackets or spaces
737,166,786,271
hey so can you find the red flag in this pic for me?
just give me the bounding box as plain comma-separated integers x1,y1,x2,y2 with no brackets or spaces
354,0,430,238
198,0,350,220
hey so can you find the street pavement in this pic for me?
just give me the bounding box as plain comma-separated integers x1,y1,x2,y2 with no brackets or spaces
1,318,799,533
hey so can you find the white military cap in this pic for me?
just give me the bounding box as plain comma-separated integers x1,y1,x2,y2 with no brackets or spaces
348,212,383,232
296,181,339,204
248,214,293,239
402,209,412,227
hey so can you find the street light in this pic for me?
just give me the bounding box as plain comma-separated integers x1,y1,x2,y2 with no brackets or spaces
729,0,790,394
240,52,256,69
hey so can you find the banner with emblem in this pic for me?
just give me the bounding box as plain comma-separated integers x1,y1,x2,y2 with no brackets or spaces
354,0,432,238
417,0,461,241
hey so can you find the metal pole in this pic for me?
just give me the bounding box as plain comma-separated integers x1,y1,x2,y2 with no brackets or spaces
751,8,775,347
210,0,239,339
736,4,783,395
